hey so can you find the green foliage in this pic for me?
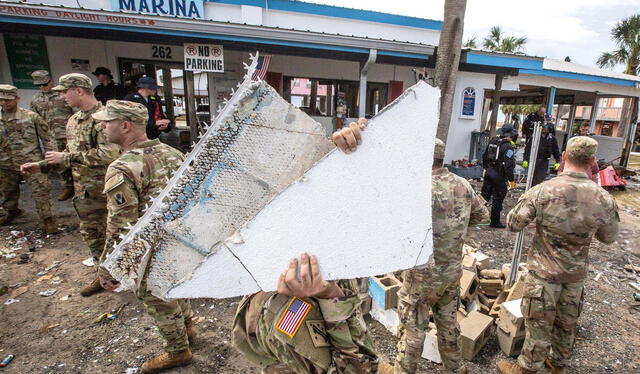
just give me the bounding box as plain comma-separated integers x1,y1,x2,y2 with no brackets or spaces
482,26,527,53
463,36,478,48
596,14,640,76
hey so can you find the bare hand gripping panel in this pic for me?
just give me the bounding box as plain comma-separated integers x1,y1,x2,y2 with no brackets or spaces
104,54,439,299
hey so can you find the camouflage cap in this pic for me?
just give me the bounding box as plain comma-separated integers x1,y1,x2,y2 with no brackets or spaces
0,84,18,99
31,70,51,85
52,73,93,91
434,138,445,159
566,136,598,163
92,100,148,125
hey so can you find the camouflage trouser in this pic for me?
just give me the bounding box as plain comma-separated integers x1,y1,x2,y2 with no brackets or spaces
517,272,585,371
137,278,193,353
395,269,463,374
0,168,53,222
55,138,73,187
72,191,107,261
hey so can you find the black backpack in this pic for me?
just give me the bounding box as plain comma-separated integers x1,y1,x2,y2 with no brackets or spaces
485,137,503,165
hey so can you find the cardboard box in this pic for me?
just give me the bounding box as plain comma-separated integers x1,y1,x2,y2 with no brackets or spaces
369,275,402,310
459,311,494,360
497,324,525,357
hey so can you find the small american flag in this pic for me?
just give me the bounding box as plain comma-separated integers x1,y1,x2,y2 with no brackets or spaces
276,297,311,337
251,55,272,81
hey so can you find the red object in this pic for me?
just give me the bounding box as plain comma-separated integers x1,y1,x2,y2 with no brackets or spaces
598,166,626,188
252,55,272,81
389,80,404,103
265,72,282,94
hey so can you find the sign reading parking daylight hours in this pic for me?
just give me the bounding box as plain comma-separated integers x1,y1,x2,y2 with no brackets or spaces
184,44,224,72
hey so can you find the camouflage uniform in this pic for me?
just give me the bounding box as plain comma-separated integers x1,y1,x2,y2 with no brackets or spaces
94,100,193,354
38,74,120,260
232,279,378,374
0,84,55,223
506,136,619,371
30,70,74,188
395,139,489,374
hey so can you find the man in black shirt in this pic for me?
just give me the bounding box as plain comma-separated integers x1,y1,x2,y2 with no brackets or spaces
522,106,546,143
92,67,127,105
124,76,171,139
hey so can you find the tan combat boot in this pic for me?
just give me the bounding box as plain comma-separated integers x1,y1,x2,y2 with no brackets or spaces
377,360,394,374
0,209,23,225
43,218,58,235
545,359,565,374
141,349,193,373
57,186,74,201
80,277,104,297
184,318,197,344
496,360,537,374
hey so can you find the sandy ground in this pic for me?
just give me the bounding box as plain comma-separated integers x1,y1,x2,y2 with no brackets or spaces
1,180,639,374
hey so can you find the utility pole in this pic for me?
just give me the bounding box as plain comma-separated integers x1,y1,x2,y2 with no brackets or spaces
434,0,467,144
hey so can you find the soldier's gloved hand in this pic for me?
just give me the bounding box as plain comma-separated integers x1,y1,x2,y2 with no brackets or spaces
332,118,367,154
554,163,560,170
509,181,516,190
277,253,344,299
522,161,529,168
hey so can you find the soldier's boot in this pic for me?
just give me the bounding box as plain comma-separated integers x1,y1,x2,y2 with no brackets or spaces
0,209,23,225
378,360,394,374
545,359,565,374
43,218,58,235
141,349,193,373
496,361,537,374
57,186,74,201
80,277,104,297
184,318,197,344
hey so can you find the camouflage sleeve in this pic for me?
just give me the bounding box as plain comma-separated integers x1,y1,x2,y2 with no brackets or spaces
68,121,120,167
29,100,39,116
99,169,139,271
595,196,620,244
33,112,56,153
468,188,489,225
506,185,541,232
317,288,378,373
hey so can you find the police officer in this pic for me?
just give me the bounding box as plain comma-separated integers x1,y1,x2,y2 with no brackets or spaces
123,76,172,140
233,253,382,374
92,67,127,104
481,124,517,228
523,124,560,187
497,136,619,374
94,100,194,373
1,84,57,233
29,70,75,201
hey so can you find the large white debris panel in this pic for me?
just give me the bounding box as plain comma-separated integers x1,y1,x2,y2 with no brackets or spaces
104,55,438,299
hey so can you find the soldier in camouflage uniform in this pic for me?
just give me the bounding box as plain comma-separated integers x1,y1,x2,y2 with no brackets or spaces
233,253,380,374
394,139,488,374
21,74,120,297
0,84,57,234
29,70,75,201
497,136,619,374
93,100,194,373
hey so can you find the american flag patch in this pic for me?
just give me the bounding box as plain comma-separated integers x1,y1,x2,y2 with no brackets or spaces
276,297,311,338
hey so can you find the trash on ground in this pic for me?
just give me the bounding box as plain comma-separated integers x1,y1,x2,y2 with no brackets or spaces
0,354,14,367
3,299,19,305
82,258,95,267
39,289,57,297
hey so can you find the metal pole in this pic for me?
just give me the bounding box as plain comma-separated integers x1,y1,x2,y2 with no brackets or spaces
358,49,377,118
206,72,217,124
507,122,542,286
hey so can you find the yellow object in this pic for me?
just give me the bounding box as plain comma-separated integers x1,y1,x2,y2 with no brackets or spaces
522,161,529,168
554,163,560,170
509,181,516,190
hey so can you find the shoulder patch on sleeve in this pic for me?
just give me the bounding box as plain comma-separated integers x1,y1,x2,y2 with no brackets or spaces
505,149,514,159
104,173,125,194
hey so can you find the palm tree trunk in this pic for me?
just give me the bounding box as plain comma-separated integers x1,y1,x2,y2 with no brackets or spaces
434,0,467,145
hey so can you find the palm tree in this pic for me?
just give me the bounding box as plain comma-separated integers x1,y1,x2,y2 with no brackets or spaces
597,14,640,76
463,36,477,48
482,26,527,53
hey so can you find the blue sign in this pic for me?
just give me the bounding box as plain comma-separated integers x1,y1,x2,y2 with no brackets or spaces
461,87,476,117
112,0,204,19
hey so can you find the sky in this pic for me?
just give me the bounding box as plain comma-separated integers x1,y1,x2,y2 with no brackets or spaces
310,0,640,71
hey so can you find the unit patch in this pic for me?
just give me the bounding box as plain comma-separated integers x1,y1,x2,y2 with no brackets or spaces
306,320,330,348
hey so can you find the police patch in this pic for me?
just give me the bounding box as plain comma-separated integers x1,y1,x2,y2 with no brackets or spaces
114,192,127,206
